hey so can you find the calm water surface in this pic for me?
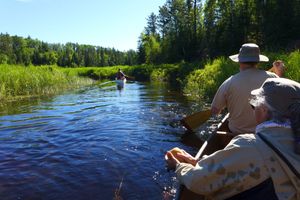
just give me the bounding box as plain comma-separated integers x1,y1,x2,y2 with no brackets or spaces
0,82,202,200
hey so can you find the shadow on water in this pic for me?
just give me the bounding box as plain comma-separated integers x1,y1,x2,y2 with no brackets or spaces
0,81,208,200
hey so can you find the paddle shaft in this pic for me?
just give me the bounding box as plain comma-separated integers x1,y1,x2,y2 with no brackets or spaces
176,113,230,200
99,81,114,86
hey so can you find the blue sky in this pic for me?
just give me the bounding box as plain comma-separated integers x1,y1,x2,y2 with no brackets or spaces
0,0,165,51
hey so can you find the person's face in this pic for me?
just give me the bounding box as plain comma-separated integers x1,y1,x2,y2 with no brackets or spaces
252,104,269,124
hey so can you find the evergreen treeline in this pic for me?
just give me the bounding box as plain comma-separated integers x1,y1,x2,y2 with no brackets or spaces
0,33,138,67
138,0,300,64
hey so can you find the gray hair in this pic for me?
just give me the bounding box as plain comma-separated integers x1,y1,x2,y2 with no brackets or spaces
249,94,286,122
250,94,300,154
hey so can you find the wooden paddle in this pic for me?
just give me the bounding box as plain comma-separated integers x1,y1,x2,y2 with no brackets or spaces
180,109,211,132
125,75,135,81
98,81,114,86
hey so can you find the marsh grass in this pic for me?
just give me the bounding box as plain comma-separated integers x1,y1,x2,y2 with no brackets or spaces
286,50,300,82
0,65,93,101
262,50,300,82
61,66,132,80
1,50,299,102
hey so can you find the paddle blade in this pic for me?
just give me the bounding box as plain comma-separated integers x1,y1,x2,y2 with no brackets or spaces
180,110,211,131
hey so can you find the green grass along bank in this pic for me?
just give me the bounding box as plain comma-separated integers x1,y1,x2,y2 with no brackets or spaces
1,50,299,102
0,65,93,101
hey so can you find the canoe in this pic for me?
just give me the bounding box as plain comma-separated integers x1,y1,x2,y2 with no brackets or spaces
176,114,234,200
115,78,126,88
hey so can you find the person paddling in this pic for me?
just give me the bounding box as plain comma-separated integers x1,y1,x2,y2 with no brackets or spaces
211,43,278,135
166,78,300,199
116,68,126,80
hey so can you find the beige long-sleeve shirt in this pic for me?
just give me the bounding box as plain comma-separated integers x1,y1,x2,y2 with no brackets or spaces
175,121,300,199
211,68,277,134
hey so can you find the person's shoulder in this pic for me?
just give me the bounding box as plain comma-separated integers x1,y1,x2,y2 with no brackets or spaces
215,76,235,92
228,71,249,83
265,70,279,78
230,133,256,146
224,134,258,154
221,75,234,84
248,68,278,78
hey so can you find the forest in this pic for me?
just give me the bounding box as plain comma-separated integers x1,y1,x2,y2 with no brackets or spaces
0,0,299,68
1,0,300,102
0,33,138,67
138,0,300,64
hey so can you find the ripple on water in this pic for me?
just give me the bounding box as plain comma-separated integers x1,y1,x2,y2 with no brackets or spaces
0,82,200,200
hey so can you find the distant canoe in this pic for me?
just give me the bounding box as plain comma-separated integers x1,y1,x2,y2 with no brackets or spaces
115,78,126,88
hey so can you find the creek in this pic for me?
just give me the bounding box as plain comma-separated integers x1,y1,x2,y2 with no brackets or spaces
0,82,204,200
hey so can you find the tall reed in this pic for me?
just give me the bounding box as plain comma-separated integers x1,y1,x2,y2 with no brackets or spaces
0,65,93,100
286,50,300,82
1,49,299,102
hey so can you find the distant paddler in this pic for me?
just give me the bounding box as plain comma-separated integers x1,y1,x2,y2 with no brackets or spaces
115,68,127,88
116,68,126,80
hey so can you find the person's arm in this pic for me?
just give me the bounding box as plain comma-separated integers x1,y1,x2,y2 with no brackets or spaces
120,71,125,76
211,77,231,115
175,135,269,196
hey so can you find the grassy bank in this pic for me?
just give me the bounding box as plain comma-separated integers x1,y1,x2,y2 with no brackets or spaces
183,58,238,102
1,50,299,102
182,50,300,101
124,50,300,102
61,65,132,80
0,65,93,101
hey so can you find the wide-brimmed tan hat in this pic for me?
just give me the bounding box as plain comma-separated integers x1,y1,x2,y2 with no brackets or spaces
229,43,269,62
251,78,300,117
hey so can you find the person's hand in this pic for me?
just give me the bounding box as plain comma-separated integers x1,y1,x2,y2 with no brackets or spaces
175,149,198,166
165,148,198,170
165,151,180,170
